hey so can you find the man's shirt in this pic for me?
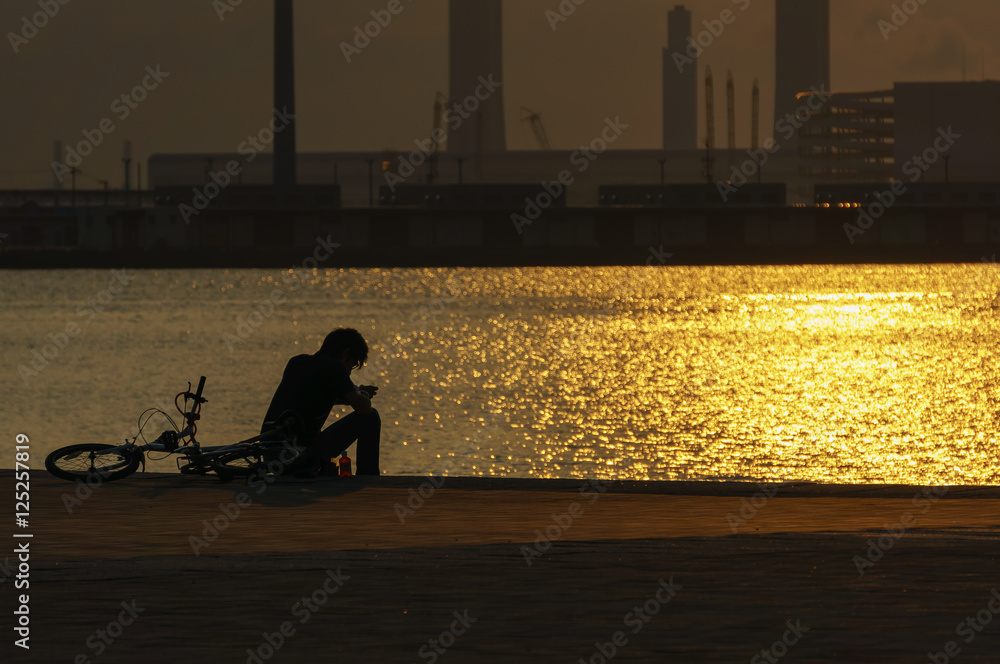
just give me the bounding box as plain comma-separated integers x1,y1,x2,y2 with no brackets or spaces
261,353,355,444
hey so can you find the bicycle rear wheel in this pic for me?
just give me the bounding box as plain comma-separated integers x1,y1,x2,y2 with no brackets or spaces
211,443,304,477
45,444,141,482
211,447,264,477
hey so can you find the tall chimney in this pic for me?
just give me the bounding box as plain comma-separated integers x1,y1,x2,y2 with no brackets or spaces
663,5,697,150
274,0,297,185
774,0,829,138
448,0,506,154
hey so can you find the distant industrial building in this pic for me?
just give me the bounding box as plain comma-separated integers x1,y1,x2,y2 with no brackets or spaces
74,1,1000,210
146,149,805,207
663,5,697,150
815,182,1000,207
774,0,830,135
798,89,895,182
380,184,566,209
798,81,1000,185
448,0,506,153
893,81,1000,183
600,183,786,208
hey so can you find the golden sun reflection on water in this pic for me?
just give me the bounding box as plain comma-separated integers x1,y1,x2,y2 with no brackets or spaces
437,264,1000,485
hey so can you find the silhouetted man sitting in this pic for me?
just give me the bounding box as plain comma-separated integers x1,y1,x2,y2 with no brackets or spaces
261,328,381,476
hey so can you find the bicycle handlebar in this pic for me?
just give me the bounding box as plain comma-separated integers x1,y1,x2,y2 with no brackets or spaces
176,376,208,443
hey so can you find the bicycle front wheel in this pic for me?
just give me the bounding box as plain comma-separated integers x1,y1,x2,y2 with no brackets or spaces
45,444,141,482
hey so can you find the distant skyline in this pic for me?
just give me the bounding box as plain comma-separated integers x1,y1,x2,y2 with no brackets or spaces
2,0,997,188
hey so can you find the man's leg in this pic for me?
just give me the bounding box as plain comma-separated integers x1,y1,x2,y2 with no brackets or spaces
314,409,381,475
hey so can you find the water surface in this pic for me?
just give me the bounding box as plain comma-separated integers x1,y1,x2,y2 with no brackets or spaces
3,264,999,484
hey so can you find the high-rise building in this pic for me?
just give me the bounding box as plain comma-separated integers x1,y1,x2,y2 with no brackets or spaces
774,0,829,134
448,0,506,153
663,5,697,150
274,0,297,185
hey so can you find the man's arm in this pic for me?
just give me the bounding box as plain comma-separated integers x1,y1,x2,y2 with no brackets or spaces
344,384,373,415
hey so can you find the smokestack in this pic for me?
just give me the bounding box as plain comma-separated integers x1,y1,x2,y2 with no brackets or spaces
663,5,697,150
448,0,506,154
774,0,829,136
273,0,297,185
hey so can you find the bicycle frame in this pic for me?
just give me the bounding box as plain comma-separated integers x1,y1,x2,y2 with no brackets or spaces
86,376,298,475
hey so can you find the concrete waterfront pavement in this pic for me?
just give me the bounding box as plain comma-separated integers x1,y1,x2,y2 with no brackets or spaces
6,472,1000,662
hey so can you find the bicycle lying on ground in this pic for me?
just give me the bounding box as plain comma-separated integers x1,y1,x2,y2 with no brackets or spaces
45,377,306,483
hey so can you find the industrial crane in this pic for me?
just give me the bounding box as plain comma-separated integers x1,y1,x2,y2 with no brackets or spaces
520,107,553,150
68,168,109,193
703,67,715,184
752,78,761,184
751,78,760,151
727,70,736,152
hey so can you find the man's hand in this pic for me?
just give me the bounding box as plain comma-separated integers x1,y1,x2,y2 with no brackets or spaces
346,388,373,415
359,385,379,398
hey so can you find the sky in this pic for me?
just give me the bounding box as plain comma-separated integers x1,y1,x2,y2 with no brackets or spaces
2,0,997,189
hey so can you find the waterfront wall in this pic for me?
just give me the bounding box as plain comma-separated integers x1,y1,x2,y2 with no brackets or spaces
1,205,999,268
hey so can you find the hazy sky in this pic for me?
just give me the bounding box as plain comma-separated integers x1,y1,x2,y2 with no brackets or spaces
2,0,996,188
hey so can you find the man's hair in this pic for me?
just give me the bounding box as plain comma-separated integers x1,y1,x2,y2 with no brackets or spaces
319,328,368,366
